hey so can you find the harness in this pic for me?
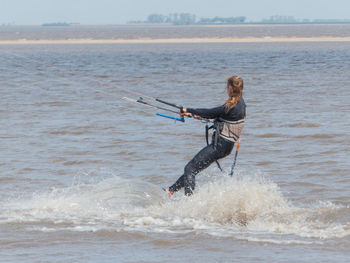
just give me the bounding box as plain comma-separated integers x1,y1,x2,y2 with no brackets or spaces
217,118,245,142
205,118,245,171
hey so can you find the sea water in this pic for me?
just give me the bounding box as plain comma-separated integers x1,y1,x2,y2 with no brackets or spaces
0,25,349,262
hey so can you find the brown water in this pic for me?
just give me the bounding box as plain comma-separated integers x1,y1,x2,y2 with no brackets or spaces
0,25,349,262
1,24,350,40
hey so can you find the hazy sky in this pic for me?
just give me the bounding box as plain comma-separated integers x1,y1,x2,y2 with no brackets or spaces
1,0,349,25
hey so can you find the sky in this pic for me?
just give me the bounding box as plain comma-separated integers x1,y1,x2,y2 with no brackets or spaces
1,0,350,25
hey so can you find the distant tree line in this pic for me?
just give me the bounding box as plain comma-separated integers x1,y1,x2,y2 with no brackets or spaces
261,16,298,23
42,22,80,27
146,13,197,25
128,14,350,25
199,16,246,24
135,13,246,25
261,16,350,24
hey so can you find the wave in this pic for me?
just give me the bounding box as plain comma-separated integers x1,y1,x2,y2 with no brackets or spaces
0,173,349,244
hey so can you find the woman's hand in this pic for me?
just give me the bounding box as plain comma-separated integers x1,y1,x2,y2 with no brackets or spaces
179,108,200,119
179,108,191,118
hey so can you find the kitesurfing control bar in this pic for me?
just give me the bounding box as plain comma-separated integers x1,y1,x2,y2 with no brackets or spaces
156,113,185,122
154,98,193,122
156,98,183,111
122,97,178,114
123,97,185,122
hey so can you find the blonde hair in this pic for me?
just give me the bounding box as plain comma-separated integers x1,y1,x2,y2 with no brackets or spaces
224,76,243,112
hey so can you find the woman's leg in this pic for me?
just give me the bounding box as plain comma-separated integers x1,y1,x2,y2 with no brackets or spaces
168,174,185,193
168,145,217,194
169,137,234,195
182,144,220,195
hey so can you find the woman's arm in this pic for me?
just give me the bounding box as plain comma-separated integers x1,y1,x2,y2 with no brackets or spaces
186,105,225,119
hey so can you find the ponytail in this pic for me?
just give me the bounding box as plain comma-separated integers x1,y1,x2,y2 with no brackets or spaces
225,76,243,112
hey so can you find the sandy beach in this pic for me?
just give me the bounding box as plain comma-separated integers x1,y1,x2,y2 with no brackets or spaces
1,36,350,44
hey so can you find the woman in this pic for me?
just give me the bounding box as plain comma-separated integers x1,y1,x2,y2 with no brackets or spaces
165,76,246,196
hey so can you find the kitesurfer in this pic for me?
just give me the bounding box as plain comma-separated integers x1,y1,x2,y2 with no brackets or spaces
165,76,246,196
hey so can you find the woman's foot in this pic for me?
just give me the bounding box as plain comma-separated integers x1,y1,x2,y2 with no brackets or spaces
163,188,174,196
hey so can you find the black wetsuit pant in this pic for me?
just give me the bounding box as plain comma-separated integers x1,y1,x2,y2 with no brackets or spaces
169,136,234,196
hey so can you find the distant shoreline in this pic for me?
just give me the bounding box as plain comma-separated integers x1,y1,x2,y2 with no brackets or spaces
1,37,350,45
2,23,350,28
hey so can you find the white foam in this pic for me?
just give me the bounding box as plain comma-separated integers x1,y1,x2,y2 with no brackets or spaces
1,173,349,244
